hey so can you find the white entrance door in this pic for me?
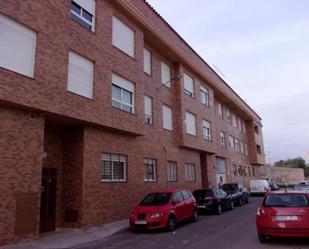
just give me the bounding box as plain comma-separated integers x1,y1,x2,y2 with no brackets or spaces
215,157,226,186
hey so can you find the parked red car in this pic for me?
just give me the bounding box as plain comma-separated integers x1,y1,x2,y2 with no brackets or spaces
256,190,309,243
130,189,198,231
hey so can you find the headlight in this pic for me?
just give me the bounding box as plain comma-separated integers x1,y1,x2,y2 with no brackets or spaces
150,212,164,218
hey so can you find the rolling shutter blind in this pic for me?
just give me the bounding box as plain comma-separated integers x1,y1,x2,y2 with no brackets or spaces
143,48,151,74
161,62,171,87
184,73,194,95
144,96,152,117
67,51,93,98
163,105,172,130
74,0,96,15
0,14,36,77
112,73,134,92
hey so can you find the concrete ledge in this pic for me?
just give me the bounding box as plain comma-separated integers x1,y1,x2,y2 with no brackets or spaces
0,219,128,249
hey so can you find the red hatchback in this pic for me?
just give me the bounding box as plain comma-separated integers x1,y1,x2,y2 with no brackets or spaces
256,190,309,243
130,189,198,231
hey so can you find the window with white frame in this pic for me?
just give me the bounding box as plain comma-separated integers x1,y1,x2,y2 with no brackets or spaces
184,73,194,97
184,163,196,182
0,14,36,77
67,51,94,98
162,105,172,130
231,113,237,127
227,109,231,124
245,143,248,155
144,95,152,124
185,112,197,136
220,131,225,149
238,117,242,131
112,16,134,57
143,48,151,75
202,120,211,141
101,153,127,181
218,102,223,119
243,121,247,133
229,135,234,149
161,62,171,87
235,138,240,152
144,158,156,181
232,164,238,176
112,73,134,113
167,161,177,182
240,141,244,154
71,0,96,31
200,85,209,106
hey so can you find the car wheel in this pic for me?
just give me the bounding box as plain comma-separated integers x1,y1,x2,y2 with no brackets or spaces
258,233,269,243
192,209,199,222
230,200,234,210
216,204,222,215
166,215,176,231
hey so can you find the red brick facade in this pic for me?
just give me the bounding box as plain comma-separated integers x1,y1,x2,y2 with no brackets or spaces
0,0,265,245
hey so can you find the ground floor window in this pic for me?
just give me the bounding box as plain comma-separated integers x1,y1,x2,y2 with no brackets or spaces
144,158,156,181
232,164,238,176
167,161,177,181
184,163,196,182
101,153,127,181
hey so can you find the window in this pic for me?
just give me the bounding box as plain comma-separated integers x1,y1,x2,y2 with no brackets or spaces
101,153,127,181
0,14,36,77
248,167,251,177
252,167,255,177
67,51,94,98
229,135,234,149
220,131,225,149
112,16,134,57
161,62,171,87
227,110,231,124
185,112,197,136
218,102,223,119
143,48,151,75
112,73,134,113
245,143,248,155
235,138,240,152
144,158,156,181
71,0,95,31
231,113,237,127
232,164,238,176
200,85,209,106
202,120,211,141
181,190,191,200
144,96,152,124
257,144,262,154
240,141,244,154
238,165,242,176
162,105,172,130
172,191,184,203
167,161,177,182
184,73,194,97
184,163,196,182
243,121,247,133
254,125,259,134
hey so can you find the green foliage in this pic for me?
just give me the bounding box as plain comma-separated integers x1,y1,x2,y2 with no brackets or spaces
274,157,309,177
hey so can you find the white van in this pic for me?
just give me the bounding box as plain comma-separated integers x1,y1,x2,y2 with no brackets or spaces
250,180,271,195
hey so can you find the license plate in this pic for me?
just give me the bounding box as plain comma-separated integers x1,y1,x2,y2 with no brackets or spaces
197,205,206,208
275,215,298,221
135,220,147,225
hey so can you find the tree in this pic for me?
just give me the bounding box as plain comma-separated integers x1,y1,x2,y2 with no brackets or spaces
274,157,306,169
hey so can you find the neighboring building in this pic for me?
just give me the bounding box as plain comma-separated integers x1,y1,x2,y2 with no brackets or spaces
0,0,265,245
257,165,304,185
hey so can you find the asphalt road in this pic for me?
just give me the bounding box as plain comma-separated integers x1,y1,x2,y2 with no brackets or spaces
73,197,309,249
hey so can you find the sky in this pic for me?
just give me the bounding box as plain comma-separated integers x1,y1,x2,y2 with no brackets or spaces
147,0,309,164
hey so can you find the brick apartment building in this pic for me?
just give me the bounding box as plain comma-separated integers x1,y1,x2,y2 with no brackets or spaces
0,0,265,245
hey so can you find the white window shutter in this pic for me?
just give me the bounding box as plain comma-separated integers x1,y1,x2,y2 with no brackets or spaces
112,73,134,92
112,16,134,58
161,62,171,87
184,73,194,95
163,105,172,130
74,0,96,15
143,48,151,74
0,14,36,77
67,51,93,98
144,96,152,116
185,112,196,135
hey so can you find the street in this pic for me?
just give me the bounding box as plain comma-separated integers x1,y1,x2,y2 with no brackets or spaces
73,197,309,249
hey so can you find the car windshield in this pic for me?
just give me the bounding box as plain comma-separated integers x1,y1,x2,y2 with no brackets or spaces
264,194,309,207
140,192,172,206
222,184,238,192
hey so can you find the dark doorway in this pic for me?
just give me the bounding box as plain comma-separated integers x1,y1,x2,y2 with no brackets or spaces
40,167,57,233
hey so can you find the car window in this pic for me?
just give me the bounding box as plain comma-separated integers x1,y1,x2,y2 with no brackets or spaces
181,190,191,200
140,192,172,206
264,194,309,207
172,191,184,202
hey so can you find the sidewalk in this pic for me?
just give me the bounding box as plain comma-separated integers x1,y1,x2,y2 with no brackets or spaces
1,219,128,249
